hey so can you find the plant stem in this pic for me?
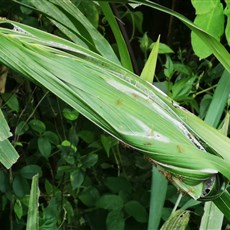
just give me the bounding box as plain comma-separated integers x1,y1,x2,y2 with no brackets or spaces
194,84,217,97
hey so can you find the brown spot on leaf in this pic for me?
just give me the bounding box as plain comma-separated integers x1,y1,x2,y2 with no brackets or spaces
177,144,184,153
121,142,132,149
186,188,195,194
115,98,123,106
144,142,152,146
144,156,158,167
131,93,139,98
159,170,173,182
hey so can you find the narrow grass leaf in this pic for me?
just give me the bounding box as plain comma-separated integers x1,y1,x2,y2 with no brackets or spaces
213,190,230,221
204,70,230,128
200,202,224,230
140,36,160,83
148,167,167,230
0,32,229,179
26,174,40,230
99,2,133,71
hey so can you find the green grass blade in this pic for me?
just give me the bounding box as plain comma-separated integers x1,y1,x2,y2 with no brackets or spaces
148,167,167,230
140,36,160,83
204,70,230,128
213,191,230,221
26,174,40,230
200,202,224,230
99,2,133,71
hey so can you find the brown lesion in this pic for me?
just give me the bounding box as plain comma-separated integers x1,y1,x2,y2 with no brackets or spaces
177,144,184,153
144,142,153,146
159,169,174,182
176,175,184,182
115,98,123,106
186,188,195,194
144,156,158,167
131,92,139,98
120,142,132,149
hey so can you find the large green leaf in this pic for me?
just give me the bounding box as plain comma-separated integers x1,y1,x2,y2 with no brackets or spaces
191,0,225,59
26,174,40,230
0,20,229,181
0,17,229,217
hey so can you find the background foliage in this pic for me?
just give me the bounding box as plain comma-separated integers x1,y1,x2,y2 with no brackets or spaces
0,0,229,229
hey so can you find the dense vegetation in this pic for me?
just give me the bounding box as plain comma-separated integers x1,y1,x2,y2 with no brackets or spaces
0,1,229,229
